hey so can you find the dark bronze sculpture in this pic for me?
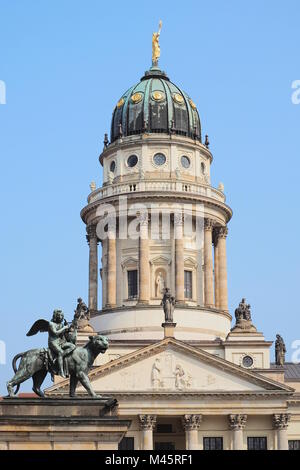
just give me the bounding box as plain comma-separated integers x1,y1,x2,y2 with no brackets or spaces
231,298,257,332
161,288,175,323
235,298,252,322
6,301,108,398
275,334,286,366
74,297,90,323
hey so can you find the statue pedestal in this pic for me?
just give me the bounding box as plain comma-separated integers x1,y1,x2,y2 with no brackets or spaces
0,397,130,450
162,322,177,338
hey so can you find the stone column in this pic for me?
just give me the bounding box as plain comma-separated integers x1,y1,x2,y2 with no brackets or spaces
106,225,117,308
139,415,157,450
213,228,219,309
218,226,229,311
273,414,291,450
228,414,247,450
174,212,184,303
204,218,214,307
138,213,149,304
182,414,202,450
86,224,99,311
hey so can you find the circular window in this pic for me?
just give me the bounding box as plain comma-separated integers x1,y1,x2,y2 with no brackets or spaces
153,153,166,166
242,355,253,368
127,155,138,167
110,161,116,173
181,155,190,169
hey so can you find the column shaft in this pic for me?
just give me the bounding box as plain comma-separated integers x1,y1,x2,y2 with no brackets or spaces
107,233,116,308
214,236,219,308
232,429,243,450
87,225,98,311
218,226,228,311
277,429,288,450
204,219,214,307
174,214,184,303
142,429,153,450
186,429,199,450
139,216,149,303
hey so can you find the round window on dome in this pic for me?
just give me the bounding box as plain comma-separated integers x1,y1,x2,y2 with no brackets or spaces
242,355,253,368
153,153,166,166
110,161,116,173
127,155,138,168
181,155,190,169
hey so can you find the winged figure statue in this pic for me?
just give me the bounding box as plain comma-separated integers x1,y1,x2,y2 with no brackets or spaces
6,300,109,398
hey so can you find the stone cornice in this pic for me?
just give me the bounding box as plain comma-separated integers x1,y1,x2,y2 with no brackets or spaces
224,342,273,347
80,192,233,224
0,416,131,427
47,390,293,400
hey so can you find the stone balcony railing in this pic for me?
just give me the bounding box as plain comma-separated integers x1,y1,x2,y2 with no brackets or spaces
87,180,225,204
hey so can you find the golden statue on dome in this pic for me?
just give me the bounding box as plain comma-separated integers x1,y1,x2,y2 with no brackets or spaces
152,20,162,66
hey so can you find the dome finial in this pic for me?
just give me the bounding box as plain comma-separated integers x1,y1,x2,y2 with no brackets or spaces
152,20,162,67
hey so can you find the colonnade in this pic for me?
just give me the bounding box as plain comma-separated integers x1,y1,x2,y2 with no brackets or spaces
137,413,291,450
86,216,229,311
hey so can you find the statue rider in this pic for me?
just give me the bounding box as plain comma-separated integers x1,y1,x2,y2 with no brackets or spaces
48,309,76,378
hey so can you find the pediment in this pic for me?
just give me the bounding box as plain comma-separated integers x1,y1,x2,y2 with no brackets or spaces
47,338,292,396
150,256,171,266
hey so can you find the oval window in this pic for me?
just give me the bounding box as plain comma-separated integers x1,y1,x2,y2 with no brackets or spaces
153,153,166,166
242,356,253,368
127,155,138,167
110,161,116,173
181,155,190,169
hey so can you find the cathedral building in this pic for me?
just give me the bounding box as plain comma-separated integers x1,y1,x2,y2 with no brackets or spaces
1,31,300,451
46,38,300,450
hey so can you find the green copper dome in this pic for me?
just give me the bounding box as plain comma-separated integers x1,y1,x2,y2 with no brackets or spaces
110,66,202,143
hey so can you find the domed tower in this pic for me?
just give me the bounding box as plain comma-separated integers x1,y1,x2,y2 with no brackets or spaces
80,37,232,344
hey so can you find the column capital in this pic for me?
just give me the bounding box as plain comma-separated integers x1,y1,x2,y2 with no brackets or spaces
204,218,214,231
86,224,98,244
139,414,157,431
273,413,291,430
182,414,202,430
218,225,228,239
228,414,247,430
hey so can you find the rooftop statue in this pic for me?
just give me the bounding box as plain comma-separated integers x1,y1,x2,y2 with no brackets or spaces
152,20,162,66
6,300,108,398
161,287,175,323
275,334,286,366
231,298,257,332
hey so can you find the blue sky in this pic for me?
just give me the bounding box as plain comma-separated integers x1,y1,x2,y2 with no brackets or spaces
0,0,299,394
